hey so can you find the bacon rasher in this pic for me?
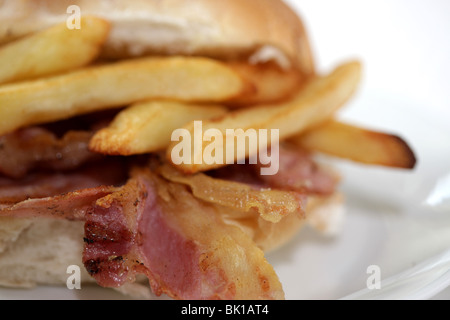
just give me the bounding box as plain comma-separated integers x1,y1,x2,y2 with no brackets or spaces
0,167,285,300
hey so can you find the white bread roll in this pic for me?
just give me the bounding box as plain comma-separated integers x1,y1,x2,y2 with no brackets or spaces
0,0,314,73
0,217,154,298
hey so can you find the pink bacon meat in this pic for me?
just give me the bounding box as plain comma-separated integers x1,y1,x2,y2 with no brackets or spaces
0,168,285,300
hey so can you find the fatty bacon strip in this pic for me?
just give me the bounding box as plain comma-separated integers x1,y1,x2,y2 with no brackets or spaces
0,159,129,205
210,143,339,196
159,144,339,224
0,167,285,300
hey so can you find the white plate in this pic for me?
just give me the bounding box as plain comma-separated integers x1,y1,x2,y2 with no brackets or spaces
269,91,450,300
274,0,450,300
1,91,449,300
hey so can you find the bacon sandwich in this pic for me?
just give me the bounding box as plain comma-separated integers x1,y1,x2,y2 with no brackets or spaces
0,0,416,299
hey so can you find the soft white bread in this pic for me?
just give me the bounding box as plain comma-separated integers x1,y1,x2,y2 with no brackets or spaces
0,218,90,288
0,217,154,298
0,0,314,73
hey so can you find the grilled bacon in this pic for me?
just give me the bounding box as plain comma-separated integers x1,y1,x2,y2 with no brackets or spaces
0,166,285,299
210,143,339,196
0,128,338,299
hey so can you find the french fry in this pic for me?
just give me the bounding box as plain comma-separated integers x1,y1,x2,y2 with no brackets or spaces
166,60,362,173
90,62,307,155
0,56,250,136
0,16,110,84
89,101,228,155
290,120,417,169
227,61,305,106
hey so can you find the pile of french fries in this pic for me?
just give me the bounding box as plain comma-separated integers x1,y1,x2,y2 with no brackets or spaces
0,16,416,175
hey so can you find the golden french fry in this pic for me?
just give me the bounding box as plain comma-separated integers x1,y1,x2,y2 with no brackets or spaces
0,16,110,84
290,120,417,169
91,61,307,156
227,61,305,106
0,56,250,136
166,60,362,173
89,100,228,155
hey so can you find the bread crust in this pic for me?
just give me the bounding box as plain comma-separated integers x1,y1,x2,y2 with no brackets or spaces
0,0,314,73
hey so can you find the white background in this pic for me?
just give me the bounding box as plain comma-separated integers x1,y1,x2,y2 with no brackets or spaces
286,0,450,117
281,0,450,299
